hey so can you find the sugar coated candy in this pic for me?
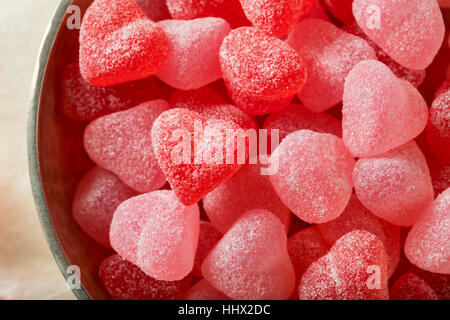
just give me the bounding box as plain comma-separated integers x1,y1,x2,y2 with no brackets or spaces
263,104,342,144
166,0,250,28
353,141,434,227
192,221,223,277
287,19,376,112
239,0,317,36
151,108,247,205
390,273,438,300
270,130,355,224
170,87,258,130
156,18,231,90
182,279,230,300
64,0,450,301
62,62,168,121
84,100,169,193
298,230,389,300
99,254,192,300
220,27,307,115
287,226,330,296
432,164,450,196
203,163,291,234
79,0,169,86
202,209,296,300
352,0,445,70
343,60,428,158
405,187,450,274
344,23,426,89
427,79,450,164
73,167,137,248
110,190,200,281
134,0,171,21
409,266,450,300
318,195,401,276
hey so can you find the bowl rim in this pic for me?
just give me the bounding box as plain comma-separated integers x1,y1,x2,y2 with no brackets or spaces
27,0,90,300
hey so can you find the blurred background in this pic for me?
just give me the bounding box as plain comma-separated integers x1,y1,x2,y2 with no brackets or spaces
0,0,74,299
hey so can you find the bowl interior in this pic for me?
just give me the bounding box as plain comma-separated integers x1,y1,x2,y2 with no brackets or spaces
33,0,112,299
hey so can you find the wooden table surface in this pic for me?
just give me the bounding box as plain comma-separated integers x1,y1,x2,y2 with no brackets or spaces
0,0,75,300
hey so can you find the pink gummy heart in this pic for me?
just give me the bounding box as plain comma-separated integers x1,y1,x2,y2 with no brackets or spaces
151,108,248,205
73,166,137,248
299,230,389,300
270,130,355,224
156,18,231,90
405,187,450,274
344,23,426,89
110,190,200,281
79,0,169,87
343,60,428,158
202,209,296,300
352,0,445,70
287,19,376,113
353,141,434,227
318,194,401,277
84,100,169,193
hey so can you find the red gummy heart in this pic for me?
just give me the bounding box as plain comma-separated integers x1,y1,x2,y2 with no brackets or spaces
152,108,248,205
84,100,170,193
299,230,389,300
80,0,169,87
99,254,192,300
62,61,172,121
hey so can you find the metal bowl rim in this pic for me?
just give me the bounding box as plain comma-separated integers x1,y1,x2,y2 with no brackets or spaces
27,0,90,300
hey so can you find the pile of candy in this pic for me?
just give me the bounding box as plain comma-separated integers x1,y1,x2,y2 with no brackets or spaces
65,0,449,300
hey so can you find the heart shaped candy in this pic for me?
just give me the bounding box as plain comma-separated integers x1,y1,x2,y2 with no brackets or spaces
343,60,428,158
299,230,389,300
80,0,169,87
156,18,231,90
110,191,200,281
152,108,248,205
84,100,169,193
202,209,296,300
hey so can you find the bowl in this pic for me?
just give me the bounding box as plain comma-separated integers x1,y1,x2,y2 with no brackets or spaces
28,0,112,300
